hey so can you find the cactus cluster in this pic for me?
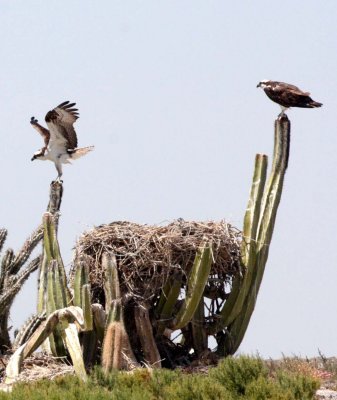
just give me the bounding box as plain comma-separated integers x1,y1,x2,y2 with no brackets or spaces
0,181,63,353
5,115,290,382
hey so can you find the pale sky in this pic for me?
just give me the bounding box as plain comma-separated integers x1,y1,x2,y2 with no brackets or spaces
1,0,337,358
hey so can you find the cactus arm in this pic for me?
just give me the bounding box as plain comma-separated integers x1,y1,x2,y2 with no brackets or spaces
92,303,106,342
207,154,268,335
9,226,44,275
60,321,87,382
191,298,207,356
0,249,14,292
102,252,120,314
82,284,93,331
135,304,161,367
73,260,89,308
0,229,7,254
172,244,213,330
13,313,46,349
0,257,41,310
156,271,183,336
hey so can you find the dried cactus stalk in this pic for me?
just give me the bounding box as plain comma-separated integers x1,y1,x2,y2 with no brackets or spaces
0,229,7,255
134,304,161,367
102,300,122,372
92,303,106,343
6,306,85,384
13,313,46,349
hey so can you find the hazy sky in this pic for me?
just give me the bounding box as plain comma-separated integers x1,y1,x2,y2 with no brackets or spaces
1,1,336,358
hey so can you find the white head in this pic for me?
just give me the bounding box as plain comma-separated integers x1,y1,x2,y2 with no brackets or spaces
256,80,270,89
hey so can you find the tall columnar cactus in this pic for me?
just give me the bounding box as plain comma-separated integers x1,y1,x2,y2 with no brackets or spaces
216,114,290,355
0,181,63,352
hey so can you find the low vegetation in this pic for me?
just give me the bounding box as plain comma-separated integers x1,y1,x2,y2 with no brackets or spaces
0,356,320,400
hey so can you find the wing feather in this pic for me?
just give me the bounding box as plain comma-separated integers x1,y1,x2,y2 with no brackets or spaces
30,117,50,147
45,101,79,149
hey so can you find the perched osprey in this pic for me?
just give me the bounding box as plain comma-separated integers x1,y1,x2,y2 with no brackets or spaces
31,101,94,181
257,80,322,115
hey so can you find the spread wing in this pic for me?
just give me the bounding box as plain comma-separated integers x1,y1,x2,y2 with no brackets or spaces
45,101,79,150
30,117,50,147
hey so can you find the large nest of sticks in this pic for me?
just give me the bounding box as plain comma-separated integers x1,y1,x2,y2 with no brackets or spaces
72,220,242,304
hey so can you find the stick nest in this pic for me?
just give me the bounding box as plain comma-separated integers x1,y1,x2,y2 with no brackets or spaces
72,219,242,303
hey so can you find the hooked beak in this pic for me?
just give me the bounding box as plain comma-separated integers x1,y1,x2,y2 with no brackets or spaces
256,82,261,88
31,156,36,161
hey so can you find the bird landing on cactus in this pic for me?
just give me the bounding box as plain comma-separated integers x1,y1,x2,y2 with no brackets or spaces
30,101,94,182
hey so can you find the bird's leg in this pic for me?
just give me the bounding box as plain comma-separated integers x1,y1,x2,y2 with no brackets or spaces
55,163,63,183
278,106,288,117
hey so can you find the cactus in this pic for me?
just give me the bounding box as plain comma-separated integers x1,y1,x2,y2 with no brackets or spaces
1,181,63,350
102,252,120,314
215,115,290,355
73,257,89,308
156,271,183,336
134,303,161,367
4,114,290,376
5,306,87,384
102,299,139,372
101,300,123,372
13,313,46,349
172,243,213,330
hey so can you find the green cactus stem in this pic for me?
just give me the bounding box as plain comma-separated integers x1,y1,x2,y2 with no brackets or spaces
207,154,268,335
191,298,207,356
156,271,183,336
172,243,213,330
73,258,89,308
219,114,290,356
102,252,120,314
46,260,67,356
82,284,93,331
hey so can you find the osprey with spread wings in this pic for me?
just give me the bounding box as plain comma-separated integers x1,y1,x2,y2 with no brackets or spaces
31,101,94,181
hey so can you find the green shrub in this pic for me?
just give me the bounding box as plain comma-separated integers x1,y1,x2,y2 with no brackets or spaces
0,356,320,400
245,376,294,400
276,371,320,400
210,355,268,396
163,374,233,400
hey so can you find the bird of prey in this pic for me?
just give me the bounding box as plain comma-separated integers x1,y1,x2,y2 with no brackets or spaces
30,101,94,181
257,80,322,115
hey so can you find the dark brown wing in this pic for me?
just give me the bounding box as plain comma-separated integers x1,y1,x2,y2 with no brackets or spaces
272,81,310,96
30,117,50,147
45,101,79,149
264,83,319,108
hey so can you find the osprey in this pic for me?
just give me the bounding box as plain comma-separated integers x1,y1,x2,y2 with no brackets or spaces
257,80,322,115
31,101,94,181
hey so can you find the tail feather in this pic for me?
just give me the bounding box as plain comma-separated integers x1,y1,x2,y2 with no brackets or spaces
310,100,323,108
70,146,94,160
